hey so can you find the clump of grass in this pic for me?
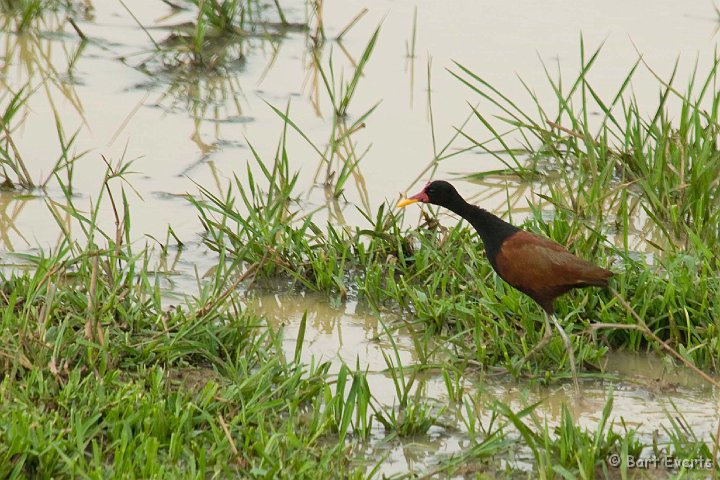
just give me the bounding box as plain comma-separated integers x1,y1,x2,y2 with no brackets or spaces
453,41,720,252
130,0,305,72
492,392,720,478
0,160,380,477
188,0,243,34
277,24,381,198
495,393,640,477
1,0,44,32
0,0,87,33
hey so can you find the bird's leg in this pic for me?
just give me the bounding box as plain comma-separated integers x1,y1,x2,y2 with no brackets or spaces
549,314,580,396
520,312,554,363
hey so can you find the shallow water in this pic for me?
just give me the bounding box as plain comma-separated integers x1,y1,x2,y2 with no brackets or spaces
2,0,720,474
254,291,719,475
3,1,719,249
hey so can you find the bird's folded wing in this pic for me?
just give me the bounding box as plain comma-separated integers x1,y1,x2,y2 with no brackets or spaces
495,231,610,291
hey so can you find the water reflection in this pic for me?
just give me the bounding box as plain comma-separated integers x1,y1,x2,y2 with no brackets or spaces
0,192,28,249
255,291,417,373
0,14,87,191
0,192,77,251
249,290,720,475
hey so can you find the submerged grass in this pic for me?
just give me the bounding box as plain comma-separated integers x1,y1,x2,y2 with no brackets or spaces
132,0,306,72
0,87,84,191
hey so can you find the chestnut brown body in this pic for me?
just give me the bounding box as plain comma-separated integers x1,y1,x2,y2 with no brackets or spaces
494,231,612,314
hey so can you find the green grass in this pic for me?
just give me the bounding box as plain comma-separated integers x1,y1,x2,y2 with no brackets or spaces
1,3,719,476
0,125,706,478
1,114,716,479
128,0,307,72
0,165,379,478
188,39,720,380
192,137,720,375
0,160,513,477
452,40,720,252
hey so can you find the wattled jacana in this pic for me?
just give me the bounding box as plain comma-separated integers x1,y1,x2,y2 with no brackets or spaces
397,180,613,393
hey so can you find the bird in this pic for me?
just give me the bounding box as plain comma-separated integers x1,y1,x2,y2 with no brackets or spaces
396,180,613,394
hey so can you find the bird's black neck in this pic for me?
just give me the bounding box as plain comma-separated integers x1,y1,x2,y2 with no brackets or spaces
445,200,520,269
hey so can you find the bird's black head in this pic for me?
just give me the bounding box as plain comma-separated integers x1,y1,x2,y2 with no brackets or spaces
397,180,464,209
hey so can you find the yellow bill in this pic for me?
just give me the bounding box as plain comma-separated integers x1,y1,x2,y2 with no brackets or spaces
396,197,419,208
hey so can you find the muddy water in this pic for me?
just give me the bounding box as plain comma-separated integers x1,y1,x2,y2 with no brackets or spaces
2,0,720,474
257,291,719,475
2,1,719,248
